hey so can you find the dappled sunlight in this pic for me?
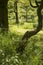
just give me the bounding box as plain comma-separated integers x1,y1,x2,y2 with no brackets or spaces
0,0,43,65
9,25,27,35
9,23,43,35
9,22,35,35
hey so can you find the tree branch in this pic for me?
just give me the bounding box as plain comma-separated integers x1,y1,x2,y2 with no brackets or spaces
29,0,38,8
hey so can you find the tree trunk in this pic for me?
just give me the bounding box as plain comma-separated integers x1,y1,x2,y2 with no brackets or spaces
16,1,43,54
0,0,8,32
14,0,19,24
26,8,28,22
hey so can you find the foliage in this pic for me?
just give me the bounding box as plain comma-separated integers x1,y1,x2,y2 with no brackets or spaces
0,30,43,65
0,0,43,65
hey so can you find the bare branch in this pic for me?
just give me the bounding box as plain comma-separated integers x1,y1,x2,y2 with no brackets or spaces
29,0,38,8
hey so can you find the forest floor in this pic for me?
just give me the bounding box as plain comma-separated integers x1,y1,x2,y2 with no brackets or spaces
0,23,43,65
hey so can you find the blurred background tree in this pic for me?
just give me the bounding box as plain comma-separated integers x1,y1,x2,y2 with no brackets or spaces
0,0,9,32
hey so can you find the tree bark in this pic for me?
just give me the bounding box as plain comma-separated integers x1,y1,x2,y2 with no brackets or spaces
16,0,43,54
14,0,19,24
26,7,28,22
0,0,8,32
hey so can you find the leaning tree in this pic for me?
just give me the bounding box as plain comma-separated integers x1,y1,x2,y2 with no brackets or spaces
16,0,43,54
0,0,9,32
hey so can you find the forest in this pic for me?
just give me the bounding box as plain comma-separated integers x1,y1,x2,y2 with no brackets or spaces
0,0,43,65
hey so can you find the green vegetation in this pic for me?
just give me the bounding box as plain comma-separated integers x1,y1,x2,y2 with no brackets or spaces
0,0,43,65
0,31,43,65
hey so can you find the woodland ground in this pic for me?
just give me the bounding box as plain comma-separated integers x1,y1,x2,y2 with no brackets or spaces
0,0,43,65
0,23,43,65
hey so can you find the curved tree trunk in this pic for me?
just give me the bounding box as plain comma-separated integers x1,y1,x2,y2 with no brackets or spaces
0,0,8,32
16,1,43,54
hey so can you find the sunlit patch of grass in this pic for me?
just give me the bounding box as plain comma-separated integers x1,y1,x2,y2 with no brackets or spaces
22,22,34,29
9,23,43,39
9,22,34,35
9,25,25,35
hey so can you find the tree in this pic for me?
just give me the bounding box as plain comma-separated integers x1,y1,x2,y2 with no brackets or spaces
0,0,9,32
14,0,19,24
20,1,29,22
16,0,43,54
